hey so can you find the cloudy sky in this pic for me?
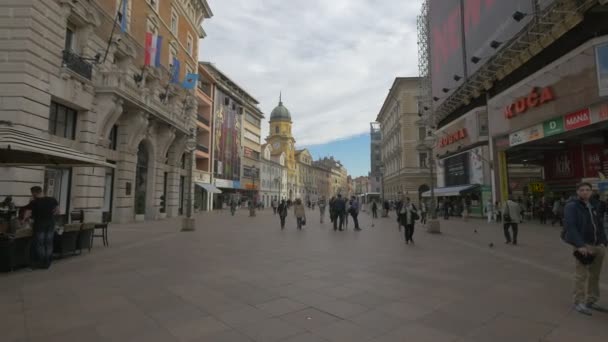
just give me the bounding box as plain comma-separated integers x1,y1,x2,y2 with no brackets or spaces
199,0,422,175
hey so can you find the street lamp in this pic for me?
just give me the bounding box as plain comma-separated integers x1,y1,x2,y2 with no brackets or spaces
417,132,440,233
182,128,197,232
379,163,386,204
249,166,258,217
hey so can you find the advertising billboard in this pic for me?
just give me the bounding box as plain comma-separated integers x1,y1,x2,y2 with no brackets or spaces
464,0,533,76
214,89,242,182
430,0,464,108
596,42,608,97
429,0,535,107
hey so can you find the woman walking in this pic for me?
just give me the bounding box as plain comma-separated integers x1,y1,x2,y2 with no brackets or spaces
293,198,306,230
278,200,288,230
319,196,327,223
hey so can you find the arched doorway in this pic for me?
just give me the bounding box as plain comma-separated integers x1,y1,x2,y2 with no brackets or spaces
135,142,149,216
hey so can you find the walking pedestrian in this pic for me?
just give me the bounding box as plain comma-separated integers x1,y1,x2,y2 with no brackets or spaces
398,196,418,244
552,196,565,226
563,182,608,315
443,199,450,220
420,200,428,224
332,194,346,231
344,199,350,229
383,200,390,217
486,199,494,223
21,186,59,269
537,197,547,224
319,196,327,223
329,197,335,223
272,199,278,215
502,196,522,245
278,200,288,230
371,200,378,219
350,196,361,231
294,199,306,230
230,199,237,216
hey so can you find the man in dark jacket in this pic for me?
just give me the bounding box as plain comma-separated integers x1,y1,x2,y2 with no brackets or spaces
332,194,346,231
22,186,59,269
564,182,608,315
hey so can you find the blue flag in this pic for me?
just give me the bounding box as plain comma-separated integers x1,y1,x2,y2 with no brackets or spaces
170,58,180,83
119,0,128,32
182,73,199,89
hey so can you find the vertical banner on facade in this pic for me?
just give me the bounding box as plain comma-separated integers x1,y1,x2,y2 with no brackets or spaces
596,43,608,97
214,89,242,182
498,151,509,202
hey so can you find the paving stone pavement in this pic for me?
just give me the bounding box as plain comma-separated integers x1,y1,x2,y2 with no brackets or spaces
1,208,607,341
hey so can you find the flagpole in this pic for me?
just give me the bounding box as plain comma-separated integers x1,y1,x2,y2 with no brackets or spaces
103,0,125,64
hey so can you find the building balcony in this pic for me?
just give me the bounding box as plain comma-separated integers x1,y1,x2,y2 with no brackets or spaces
62,50,93,80
197,144,209,154
197,114,210,127
198,82,212,98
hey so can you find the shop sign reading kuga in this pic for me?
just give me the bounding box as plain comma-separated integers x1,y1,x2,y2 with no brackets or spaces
439,128,467,147
504,87,555,119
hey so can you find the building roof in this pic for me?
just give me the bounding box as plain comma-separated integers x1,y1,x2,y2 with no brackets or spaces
270,94,292,121
376,77,420,122
199,62,260,105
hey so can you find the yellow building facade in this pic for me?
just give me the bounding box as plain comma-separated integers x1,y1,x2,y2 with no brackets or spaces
265,97,297,199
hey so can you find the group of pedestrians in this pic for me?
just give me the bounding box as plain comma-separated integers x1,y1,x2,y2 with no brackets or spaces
328,194,361,231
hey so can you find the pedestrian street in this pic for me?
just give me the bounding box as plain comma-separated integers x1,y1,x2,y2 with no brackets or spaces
1,208,607,342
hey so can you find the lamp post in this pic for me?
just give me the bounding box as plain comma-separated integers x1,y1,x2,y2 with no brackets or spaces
417,133,440,233
182,128,197,232
249,166,258,217
379,164,386,204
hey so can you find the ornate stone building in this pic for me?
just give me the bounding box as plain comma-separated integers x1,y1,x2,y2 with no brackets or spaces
0,0,212,223
376,77,429,201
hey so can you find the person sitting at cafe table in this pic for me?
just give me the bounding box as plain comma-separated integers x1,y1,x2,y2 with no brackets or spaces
21,186,59,269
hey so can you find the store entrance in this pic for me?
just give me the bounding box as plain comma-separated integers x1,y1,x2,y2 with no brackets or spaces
503,122,608,221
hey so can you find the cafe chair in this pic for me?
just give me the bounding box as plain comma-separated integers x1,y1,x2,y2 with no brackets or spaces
92,212,110,247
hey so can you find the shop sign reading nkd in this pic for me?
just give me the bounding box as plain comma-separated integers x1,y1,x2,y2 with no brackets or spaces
504,87,555,119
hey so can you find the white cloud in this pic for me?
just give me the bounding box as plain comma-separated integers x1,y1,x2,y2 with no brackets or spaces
199,0,422,146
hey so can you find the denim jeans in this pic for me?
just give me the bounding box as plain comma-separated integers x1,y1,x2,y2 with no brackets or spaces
32,220,55,268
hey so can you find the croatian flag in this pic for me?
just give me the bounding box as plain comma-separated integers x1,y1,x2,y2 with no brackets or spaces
144,32,162,67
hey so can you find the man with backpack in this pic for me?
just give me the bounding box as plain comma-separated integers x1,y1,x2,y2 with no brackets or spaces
563,183,608,315
502,195,522,245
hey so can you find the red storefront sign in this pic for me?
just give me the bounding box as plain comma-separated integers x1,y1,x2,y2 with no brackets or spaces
504,87,554,119
564,108,591,131
600,104,608,121
439,128,467,147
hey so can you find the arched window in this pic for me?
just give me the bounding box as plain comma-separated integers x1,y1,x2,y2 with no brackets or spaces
275,126,279,134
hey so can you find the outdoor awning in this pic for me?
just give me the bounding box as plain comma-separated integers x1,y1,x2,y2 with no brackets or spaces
421,185,479,197
0,125,115,168
195,181,222,193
